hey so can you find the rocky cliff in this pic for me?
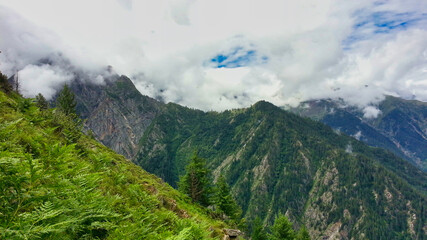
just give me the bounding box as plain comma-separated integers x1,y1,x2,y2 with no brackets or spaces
70,75,162,159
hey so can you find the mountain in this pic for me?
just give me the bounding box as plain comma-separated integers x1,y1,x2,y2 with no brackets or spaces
70,76,427,239
289,97,427,171
71,74,163,159
0,85,230,239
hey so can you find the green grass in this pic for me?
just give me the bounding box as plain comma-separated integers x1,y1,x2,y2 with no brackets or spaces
0,90,228,239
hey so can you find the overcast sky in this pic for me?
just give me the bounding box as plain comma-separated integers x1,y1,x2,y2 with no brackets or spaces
1,0,427,112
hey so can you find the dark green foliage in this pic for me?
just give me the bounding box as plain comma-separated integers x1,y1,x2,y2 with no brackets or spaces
251,217,268,240
17,97,32,112
0,71,12,93
135,98,427,239
215,174,242,221
0,91,228,239
178,153,213,207
269,214,296,240
35,93,49,110
296,226,310,240
56,84,78,120
54,85,82,144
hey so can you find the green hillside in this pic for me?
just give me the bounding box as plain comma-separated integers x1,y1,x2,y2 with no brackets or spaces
136,100,427,239
67,76,427,239
0,89,229,239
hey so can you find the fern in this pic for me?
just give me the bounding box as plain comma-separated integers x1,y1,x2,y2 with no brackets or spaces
0,91,228,239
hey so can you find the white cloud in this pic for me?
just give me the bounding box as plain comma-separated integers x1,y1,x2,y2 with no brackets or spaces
117,0,132,11
1,0,427,110
18,64,73,100
353,131,362,140
363,106,382,119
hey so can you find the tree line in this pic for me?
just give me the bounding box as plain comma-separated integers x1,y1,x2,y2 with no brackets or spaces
178,152,311,240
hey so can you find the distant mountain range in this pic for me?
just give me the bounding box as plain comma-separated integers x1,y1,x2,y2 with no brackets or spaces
66,74,427,239
288,97,427,172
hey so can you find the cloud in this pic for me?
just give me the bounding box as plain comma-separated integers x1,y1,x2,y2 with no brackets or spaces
1,0,427,111
117,0,132,11
363,106,382,119
353,131,362,140
0,7,60,76
169,0,195,25
18,64,73,100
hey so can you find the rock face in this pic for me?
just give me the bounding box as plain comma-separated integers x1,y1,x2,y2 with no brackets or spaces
289,96,427,171
71,77,427,239
70,75,162,159
223,229,242,239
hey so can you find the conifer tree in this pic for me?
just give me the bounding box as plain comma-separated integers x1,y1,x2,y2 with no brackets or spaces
251,217,268,240
0,71,12,93
215,174,241,220
296,226,311,240
178,153,213,206
269,214,296,240
35,93,49,110
56,84,77,118
13,72,20,94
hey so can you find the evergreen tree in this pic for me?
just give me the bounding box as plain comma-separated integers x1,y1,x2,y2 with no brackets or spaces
0,71,12,93
251,217,268,240
296,226,310,240
13,72,21,94
269,214,296,240
35,93,49,110
178,153,213,206
56,84,77,118
215,174,241,221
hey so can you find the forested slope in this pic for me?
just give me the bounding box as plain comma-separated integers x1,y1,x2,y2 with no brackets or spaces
68,75,427,239
136,100,427,239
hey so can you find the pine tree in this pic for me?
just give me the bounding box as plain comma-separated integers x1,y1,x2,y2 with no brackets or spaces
215,174,241,220
251,217,268,240
269,214,296,240
0,71,12,93
13,72,20,94
296,226,310,240
178,153,213,206
56,84,77,118
35,93,49,110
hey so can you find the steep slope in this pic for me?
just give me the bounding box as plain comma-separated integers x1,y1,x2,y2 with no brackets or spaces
70,75,162,159
290,96,427,171
0,90,229,239
69,76,427,239
135,100,427,239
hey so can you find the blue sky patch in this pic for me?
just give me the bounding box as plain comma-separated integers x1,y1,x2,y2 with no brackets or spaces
210,47,268,68
343,10,426,49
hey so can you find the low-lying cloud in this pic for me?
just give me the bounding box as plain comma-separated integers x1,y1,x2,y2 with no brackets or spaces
1,0,427,111
19,64,73,100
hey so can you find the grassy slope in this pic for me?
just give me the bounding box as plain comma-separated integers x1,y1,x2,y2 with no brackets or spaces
0,91,228,240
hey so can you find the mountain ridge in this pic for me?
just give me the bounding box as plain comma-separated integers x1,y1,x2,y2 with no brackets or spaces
64,75,427,239
289,96,427,171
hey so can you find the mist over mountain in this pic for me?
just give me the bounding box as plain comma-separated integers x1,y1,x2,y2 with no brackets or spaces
289,97,427,172
2,1,427,239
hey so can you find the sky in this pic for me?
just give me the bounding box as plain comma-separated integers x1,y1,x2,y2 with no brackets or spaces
1,0,427,113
